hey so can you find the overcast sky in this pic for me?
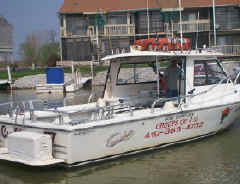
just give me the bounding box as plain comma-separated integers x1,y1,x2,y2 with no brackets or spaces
0,0,64,58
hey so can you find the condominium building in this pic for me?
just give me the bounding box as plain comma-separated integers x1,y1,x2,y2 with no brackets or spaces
59,0,240,61
0,16,13,62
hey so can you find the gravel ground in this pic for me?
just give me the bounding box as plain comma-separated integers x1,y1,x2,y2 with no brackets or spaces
12,71,109,89
12,68,151,89
13,73,74,89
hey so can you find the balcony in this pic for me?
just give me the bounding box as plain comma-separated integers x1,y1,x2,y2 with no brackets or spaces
212,45,240,56
87,24,135,37
104,24,135,36
171,19,210,33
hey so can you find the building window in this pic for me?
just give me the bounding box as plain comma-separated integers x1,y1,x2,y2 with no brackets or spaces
108,15,127,24
60,17,63,27
66,16,88,36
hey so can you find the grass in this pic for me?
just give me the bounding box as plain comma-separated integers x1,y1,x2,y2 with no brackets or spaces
0,65,109,79
0,68,47,79
77,65,109,73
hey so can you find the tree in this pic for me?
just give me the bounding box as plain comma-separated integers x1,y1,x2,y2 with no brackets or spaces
19,32,41,65
19,29,59,67
39,42,59,66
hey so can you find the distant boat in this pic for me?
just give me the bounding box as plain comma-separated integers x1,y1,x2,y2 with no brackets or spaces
65,76,92,92
0,66,13,90
0,80,11,89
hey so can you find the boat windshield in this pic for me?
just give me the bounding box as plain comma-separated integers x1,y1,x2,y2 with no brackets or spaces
194,60,227,86
112,57,185,108
117,63,158,85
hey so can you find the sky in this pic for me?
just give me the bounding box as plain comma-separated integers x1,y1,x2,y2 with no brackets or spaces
1,0,64,59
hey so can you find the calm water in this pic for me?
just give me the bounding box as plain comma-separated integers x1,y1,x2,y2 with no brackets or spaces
0,89,240,184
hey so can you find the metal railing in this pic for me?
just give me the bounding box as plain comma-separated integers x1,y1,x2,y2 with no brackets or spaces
87,24,135,37
0,99,134,125
171,19,210,33
104,24,135,36
212,45,240,56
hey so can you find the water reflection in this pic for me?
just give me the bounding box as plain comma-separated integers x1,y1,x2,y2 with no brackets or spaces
0,89,239,184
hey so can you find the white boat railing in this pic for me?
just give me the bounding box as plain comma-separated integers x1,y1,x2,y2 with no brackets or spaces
0,99,134,125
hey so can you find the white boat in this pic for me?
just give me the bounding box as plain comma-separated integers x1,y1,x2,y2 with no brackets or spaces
65,77,92,92
0,48,240,167
0,66,13,90
0,80,11,89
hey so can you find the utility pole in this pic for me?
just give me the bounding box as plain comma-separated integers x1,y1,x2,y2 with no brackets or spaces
147,0,150,38
178,0,183,51
212,0,217,46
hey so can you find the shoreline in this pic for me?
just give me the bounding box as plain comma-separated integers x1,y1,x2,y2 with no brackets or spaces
11,71,108,90
8,61,240,90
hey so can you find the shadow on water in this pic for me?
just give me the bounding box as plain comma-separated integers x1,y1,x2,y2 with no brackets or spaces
0,89,240,184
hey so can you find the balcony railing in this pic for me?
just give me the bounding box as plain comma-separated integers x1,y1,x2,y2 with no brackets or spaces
212,45,240,56
171,19,210,33
63,20,211,38
104,24,135,36
87,24,136,37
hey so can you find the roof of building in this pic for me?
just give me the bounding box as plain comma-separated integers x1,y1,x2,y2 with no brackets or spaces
59,0,240,14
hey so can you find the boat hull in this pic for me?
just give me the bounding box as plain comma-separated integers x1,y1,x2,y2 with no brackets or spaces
0,102,239,166
66,103,239,164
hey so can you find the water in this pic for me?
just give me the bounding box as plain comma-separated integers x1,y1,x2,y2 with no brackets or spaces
0,89,240,184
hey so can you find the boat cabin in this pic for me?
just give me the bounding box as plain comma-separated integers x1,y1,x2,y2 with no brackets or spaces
101,50,229,108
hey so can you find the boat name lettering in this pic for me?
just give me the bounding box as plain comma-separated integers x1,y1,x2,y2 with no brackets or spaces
145,116,204,139
156,119,188,129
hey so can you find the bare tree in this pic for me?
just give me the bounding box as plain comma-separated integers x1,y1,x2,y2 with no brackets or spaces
19,29,59,66
48,30,57,43
19,32,41,65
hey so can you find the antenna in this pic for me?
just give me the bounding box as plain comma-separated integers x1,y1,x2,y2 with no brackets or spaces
178,0,183,52
147,0,150,39
195,11,200,50
212,0,217,46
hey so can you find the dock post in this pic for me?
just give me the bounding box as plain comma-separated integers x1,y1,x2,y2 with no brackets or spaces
7,66,12,83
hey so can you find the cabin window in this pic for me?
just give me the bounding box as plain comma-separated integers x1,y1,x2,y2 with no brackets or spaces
117,63,157,85
194,60,226,86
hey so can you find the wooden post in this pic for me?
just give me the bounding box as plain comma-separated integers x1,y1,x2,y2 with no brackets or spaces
127,13,131,35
